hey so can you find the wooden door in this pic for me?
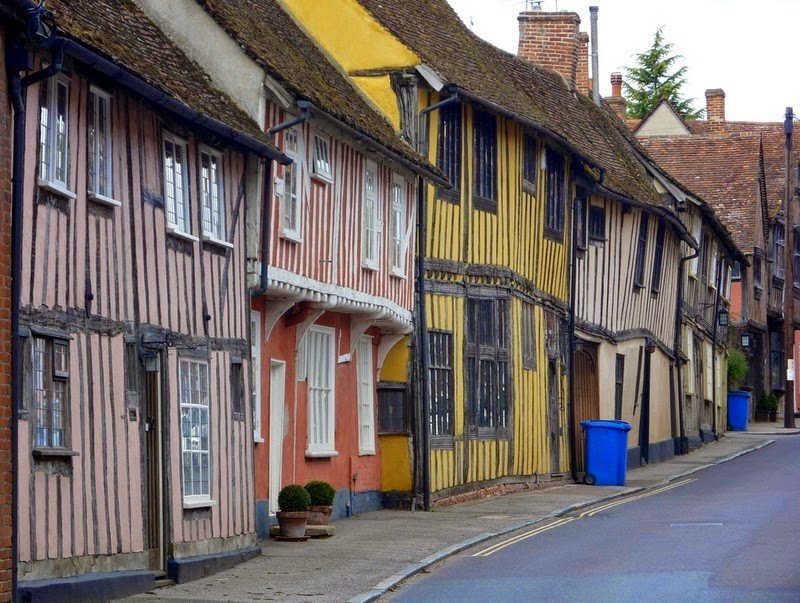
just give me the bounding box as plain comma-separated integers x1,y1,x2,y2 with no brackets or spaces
573,347,600,474
142,357,163,571
548,361,562,474
268,361,286,515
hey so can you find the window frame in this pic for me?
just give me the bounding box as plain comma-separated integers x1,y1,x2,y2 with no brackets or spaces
251,311,263,443
753,249,764,295
436,102,462,203
689,218,702,278
305,325,336,456
522,133,537,196
280,126,303,241
30,336,71,451
614,354,625,421
87,85,114,202
311,132,333,183
521,301,537,371
230,358,245,422
199,145,226,243
544,148,566,241
377,381,408,435
179,357,212,506
588,203,606,244
472,108,498,212
362,159,381,270
651,220,666,294
428,329,455,443
633,213,649,289
773,221,786,282
390,173,408,278
163,132,192,237
356,337,376,455
38,72,72,194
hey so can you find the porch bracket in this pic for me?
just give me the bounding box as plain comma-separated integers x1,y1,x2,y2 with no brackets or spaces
376,332,406,380
263,300,295,341
295,309,324,352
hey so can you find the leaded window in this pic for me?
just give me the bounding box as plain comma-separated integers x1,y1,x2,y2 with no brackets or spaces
281,127,302,239
230,359,244,421
522,133,537,195
390,175,407,276
437,102,461,202
38,74,70,190
614,354,625,420
429,330,454,438
774,221,786,281
472,109,497,211
522,302,536,371
651,221,666,294
179,358,211,502
466,298,510,435
363,160,380,268
378,382,408,434
163,133,190,235
634,213,649,288
200,148,225,241
88,86,113,198
312,133,333,182
31,337,69,449
588,204,606,243
545,149,565,239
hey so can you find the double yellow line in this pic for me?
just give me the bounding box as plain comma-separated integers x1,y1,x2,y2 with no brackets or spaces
472,479,696,558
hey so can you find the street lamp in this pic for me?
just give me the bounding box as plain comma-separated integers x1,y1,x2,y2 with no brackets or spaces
717,307,729,327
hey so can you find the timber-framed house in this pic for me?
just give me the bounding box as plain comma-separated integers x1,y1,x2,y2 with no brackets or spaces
8,0,286,598
134,0,443,534
280,0,708,502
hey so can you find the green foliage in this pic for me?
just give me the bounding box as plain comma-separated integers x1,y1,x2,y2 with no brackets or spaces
623,27,703,120
304,480,336,506
727,349,749,391
277,484,311,512
758,391,780,412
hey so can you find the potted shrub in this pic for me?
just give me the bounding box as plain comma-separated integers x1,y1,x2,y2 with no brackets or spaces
756,392,779,422
726,349,750,431
305,480,336,526
276,484,311,539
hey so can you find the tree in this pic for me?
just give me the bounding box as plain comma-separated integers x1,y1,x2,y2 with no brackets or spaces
623,27,703,120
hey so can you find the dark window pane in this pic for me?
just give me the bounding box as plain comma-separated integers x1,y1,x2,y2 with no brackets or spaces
437,102,462,196
472,109,497,210
523,133,537,192
588,205,605,241
545,149,565,238
651,221,666,293
634,213,649,288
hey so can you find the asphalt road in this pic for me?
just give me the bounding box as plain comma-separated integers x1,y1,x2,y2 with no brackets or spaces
391,437,800,602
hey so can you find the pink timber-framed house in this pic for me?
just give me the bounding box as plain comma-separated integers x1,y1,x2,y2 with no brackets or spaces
6,0,288,599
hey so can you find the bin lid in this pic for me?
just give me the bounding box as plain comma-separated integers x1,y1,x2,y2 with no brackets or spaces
580,420,632,431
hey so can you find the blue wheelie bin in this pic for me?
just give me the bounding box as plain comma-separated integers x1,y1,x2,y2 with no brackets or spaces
727,391,750,431
580,420,632,486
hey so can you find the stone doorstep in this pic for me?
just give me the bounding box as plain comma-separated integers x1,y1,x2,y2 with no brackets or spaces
268,524,335,539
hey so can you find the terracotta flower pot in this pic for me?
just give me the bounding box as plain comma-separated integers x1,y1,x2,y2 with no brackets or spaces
276,511,310,538
307,505,333,526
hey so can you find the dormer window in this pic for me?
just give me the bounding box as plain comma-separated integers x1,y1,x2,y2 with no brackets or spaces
312,133,333,183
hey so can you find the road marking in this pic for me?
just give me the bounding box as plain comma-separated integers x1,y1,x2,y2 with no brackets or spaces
579,479,697,518
670,522,723,527
471,479,698,559
472,518,574,557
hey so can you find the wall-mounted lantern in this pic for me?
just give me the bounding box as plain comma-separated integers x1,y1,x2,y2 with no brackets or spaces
717,307,730,327
741,333,753,349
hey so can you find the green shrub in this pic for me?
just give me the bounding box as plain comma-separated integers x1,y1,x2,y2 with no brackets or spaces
758,391,779,412
305,480,336,506
277,484,311,512
727,349,749,391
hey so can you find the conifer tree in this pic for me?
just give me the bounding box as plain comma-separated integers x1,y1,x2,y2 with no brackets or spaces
623,27,703,120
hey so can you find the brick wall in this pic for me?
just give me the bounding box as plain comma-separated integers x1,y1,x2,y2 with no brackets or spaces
0,19,13,603
517,11,587,93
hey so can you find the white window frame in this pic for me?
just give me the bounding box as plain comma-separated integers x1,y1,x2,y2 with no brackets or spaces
38,72,73,195
684,332,695,395
179,357,213,506
280,127,303,241
689,217,702,278
709,239,719,289
305,325,336,456
251,311,263,443
199,145,226,243
362,160,381,270
87,85,116,204
704,341,714,401
390,174,408,278
163,132,192,237
357,337,376,455
311,133,333,183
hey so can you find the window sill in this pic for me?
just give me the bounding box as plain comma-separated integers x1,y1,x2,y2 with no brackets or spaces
430,435,455,449
166,226,199,243
254,435,265,444
543,227,564,243
305,449,339,458
390,268,407,280
362,261,379,272
202,234,234,249
589,237,606,247
32,448,79,458
88,191,122,207
358,450,376,456
279,229,303,244
436,187,460,204
311,172,333,185
183,499,217,510
38,180,77,200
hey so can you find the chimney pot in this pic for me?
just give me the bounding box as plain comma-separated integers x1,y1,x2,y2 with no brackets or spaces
705,88,725,123
610,72,622,97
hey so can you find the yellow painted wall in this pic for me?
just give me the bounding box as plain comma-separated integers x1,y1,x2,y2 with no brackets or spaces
380,435,413,491
381,336,409,382
351,75,401,131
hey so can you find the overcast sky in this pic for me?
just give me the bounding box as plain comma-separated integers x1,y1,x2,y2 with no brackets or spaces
446,0,799,121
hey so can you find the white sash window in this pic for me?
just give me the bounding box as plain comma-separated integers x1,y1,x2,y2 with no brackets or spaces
357,338,376,455
362,160,380,269
179,358,211,504
390,174,408,277
306,326,336,455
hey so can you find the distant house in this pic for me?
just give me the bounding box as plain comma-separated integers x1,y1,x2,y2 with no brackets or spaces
633,89,798,418
7,0,287,599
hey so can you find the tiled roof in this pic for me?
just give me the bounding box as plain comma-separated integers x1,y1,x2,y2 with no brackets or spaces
357,0,670,210
47,0,281,156
638,121,798,252
195,0,438,177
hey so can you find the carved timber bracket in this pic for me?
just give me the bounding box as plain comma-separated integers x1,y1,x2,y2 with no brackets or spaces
263,300,295,341
376,333,406,380
339,312,385,363
295,309,324,352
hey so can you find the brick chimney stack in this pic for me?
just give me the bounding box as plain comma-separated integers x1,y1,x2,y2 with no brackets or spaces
606,72,628,121
518,10,590,94
705,89,725,122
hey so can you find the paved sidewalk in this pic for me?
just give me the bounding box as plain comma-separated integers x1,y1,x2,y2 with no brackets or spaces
121,432,781,603
739,420,800,435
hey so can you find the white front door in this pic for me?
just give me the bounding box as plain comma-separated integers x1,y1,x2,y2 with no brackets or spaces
269,360,286,515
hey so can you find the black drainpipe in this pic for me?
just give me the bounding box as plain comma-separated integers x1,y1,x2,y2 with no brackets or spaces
674,242,699,455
